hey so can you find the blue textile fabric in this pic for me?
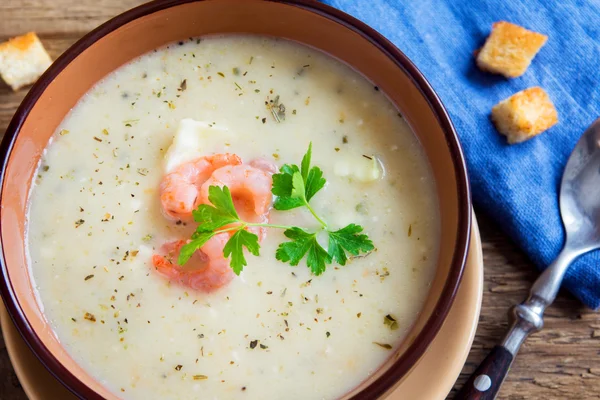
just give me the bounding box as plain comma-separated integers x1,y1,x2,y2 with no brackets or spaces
323,0,600,309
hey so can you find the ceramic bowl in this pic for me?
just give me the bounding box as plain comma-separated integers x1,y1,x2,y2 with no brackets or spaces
0,1,471,399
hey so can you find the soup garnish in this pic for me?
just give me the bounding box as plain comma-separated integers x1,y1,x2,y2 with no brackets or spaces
177,143,374,277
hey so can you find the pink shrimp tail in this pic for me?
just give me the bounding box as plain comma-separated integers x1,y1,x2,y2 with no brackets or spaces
152,236,234,292
249,158,278,175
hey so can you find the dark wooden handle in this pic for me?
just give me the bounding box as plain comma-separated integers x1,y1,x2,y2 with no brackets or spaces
454,345,514,400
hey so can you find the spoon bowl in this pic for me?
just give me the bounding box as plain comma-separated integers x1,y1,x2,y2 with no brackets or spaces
560,118,600,253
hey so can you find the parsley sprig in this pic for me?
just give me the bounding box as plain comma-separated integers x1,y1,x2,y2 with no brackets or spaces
271,142,327,226
178,143,374,275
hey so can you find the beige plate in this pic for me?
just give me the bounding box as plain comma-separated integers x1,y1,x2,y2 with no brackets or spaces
0,213,482,400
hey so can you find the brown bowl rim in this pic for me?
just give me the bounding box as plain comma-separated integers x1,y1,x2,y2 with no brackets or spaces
0,0,471,399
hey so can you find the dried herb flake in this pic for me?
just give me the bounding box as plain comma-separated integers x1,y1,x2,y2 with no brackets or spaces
267,95,285,122
84,312,96,322
383,314,399,330
373,342,392,349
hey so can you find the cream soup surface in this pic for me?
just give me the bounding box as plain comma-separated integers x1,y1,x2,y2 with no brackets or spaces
27,36,439,400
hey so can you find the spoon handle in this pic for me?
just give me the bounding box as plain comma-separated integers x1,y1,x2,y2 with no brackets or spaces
454,249,577,400
453,345,513,400
454,306,537,400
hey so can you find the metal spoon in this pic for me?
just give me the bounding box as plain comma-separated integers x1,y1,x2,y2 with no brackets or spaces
455,118,600,400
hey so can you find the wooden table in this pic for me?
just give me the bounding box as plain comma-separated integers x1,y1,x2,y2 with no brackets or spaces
1,1,599,399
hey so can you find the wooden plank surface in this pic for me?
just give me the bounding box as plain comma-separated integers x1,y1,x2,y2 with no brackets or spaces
0,1,599,399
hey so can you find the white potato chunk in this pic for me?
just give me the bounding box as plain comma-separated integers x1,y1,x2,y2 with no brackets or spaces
163,118,228,172
334,154,383,183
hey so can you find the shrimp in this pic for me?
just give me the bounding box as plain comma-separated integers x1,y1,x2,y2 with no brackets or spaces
159,153,242,220
200,164,273,242
152,233,234,292
154,161,273,292
249,158,278,175
200,164,273,221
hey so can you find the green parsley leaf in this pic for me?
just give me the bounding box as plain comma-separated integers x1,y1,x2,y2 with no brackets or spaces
223,229,260,275
192,186,240,231
271,143,325,209
177,231,215,265
291,171,305,199
275,228,312,265
300,142,326,201
306,238,330,276
271,164,299,197
273,196,305,210
304,165,326,202
327,223,374,265
300,142,312,181
192,204,238,232
207,185,238,217
272,165,303,210
276,228,331,275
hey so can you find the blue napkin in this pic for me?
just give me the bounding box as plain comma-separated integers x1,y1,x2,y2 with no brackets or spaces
323,0,600,309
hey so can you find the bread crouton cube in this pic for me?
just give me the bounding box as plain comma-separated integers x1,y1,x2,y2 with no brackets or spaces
0,32,52,91
477,21,547,78
491,87,558,144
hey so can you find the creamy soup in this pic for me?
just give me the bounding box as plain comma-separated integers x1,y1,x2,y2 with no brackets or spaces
27,36,439,399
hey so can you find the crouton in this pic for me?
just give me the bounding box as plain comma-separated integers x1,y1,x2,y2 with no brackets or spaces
0,32,52,91
477,22,547,78
491,87,558,144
